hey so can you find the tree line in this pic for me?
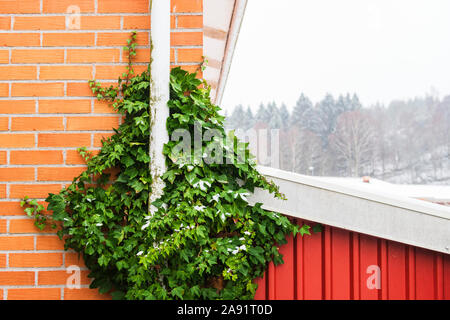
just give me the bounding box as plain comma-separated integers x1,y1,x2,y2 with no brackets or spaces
225,93,450,184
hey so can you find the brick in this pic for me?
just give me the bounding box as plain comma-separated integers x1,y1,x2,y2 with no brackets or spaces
0,237,34,251
0,66,37,80
0,168,35,182
0,33,40,47
0,201,27,216
0,84,8,97
11,151,63,165
171,0,203,13
8,288,61,300
65,252,86,268
66,149,99,165
92,135,114,148
96,65,148,80
0,185,5,198
0,271,35,285
12,83,64,97
64,288,111,300
98,0,149,13
67,116,120,131
80,16,121,30
177,48,203,63
40,66,92,80
171,32,203,46
171,16,176,29
0,254,6,267
38,133,90,148
0,117,7,130
10,253,63,268
0,134,35,148
9,184,62,199
12,49,64,64
97,32,149,46
38,270,91,285
36,236,65,250
38,167,85,182
14,16,66,30
123,16,150,30
11,117,64,131
67,49,120,63
177,16,203,29
0,220,6,233
0,151,6,165
9,219,58,234
0,17,11,30
0,0,40,14
93,101,116,114
43,0,95,13
94,133,114,147
43,33,95,47
0,101,35,114
67,83,94,97
39,100,91,114
0,50,8,63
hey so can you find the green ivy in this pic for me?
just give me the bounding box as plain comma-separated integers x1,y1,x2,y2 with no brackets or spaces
21,32,313,300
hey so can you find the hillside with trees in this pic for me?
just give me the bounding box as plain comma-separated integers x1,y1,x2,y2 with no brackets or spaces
226,93,450,185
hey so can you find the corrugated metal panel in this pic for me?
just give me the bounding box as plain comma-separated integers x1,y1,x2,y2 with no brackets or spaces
255,219,450,300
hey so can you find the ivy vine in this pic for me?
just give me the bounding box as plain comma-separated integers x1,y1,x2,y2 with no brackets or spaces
21,32,315,300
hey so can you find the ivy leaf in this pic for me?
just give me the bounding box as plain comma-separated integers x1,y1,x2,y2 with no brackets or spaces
171,287,184,299
312,224,323,233
299,224,312,236
130,180,145,193
123,156,135,168
162,170,177,184
111,291,126,300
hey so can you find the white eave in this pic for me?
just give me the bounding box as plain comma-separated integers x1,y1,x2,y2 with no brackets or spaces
203,0,247,104
250,166,450,254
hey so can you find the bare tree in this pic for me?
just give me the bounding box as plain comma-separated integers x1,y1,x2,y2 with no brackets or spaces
292,128,323,175
330,111,375,177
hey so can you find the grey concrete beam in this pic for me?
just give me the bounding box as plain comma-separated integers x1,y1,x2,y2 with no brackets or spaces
250,166,450,255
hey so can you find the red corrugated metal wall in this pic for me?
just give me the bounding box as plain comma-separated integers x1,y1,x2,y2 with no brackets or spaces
255,219,450,300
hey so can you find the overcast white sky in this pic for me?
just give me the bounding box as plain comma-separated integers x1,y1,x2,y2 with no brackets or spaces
221,0,450,113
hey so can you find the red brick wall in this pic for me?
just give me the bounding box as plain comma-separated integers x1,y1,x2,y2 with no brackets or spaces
0,0,203,300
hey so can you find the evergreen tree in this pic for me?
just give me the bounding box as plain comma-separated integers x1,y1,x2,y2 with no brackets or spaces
267,102,283,129
243,106,255,130
336,94,347,113
291,93,313,129
351,93,362,110
255,103,270,123
314,93,341,138
279,103,290,128
227,104,245,129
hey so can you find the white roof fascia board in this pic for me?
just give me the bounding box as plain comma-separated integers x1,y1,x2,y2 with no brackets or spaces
204,0,235,31
214,0,248,105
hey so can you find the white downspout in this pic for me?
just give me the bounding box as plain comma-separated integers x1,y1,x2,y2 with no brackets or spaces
149,0,170,215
